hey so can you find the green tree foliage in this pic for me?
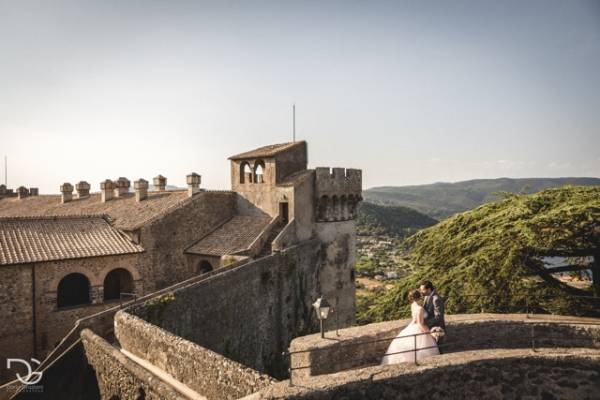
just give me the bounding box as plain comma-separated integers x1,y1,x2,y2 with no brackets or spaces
359,186,600,324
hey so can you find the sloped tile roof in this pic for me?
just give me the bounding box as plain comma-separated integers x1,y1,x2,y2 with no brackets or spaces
228,141,305,160
186,215,271,256
0,216,144,266
0,191,191,231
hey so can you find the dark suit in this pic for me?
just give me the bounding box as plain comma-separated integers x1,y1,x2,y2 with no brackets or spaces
423,290,445,330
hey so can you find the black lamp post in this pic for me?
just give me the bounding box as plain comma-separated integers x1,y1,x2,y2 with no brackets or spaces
312,296,330,338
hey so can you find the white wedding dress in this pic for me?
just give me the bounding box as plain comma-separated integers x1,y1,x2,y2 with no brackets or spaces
381,301,440,365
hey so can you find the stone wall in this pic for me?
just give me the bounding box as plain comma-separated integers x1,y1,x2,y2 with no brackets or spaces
0,264,34,384
138,191,236,291
274,142,307,184
0,253,141,385
256,350,600,400
315,220,357,329
115,311,274,399
80,329,185,400
127,239,323,379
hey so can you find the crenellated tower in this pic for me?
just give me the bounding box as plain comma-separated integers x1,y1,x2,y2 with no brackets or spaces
315,167,362,222
313,166,362,328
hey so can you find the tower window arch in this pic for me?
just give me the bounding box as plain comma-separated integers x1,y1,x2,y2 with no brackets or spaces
57,273,91,308
254,159,265,184
240,162,253,184
318,195,329,221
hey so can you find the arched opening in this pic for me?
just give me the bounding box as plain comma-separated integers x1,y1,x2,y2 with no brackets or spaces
240,162,253,184
331,195,339,221
57,273,91,308
348,195,356,218
254,159,265,184
197,260,213,274
340,195,348,220
318,195,329,220
103,268,134,301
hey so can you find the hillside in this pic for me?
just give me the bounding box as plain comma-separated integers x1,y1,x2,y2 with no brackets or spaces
364,177,600,220
358,186,600,324
357,202,438,237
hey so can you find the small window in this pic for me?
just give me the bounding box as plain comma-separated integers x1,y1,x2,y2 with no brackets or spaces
279,202,289,224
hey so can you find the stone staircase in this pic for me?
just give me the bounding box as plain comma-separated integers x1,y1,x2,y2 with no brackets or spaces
257,222,285,257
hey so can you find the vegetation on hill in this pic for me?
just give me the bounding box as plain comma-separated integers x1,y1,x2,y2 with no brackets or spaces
357,202,438,237
364,177,600,220
357,186,600,324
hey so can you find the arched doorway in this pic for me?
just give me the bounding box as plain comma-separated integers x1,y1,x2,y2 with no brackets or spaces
197,260,213,274
103,268,134,301
57,273,91,308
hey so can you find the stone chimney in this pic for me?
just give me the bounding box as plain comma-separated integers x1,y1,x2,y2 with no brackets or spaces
114,177,131,198
153,175,166,192
60,183,73,203
76,181,91,199
29,188,39,196
100,179,115,203
17,186,29,199
134,179,148,202
186,172,201,197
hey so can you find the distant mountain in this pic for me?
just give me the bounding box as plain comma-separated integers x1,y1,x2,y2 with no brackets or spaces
357,202,438,237
364,177,600,220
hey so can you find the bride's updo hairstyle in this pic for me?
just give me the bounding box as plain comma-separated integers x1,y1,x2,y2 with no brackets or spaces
408,289,422,303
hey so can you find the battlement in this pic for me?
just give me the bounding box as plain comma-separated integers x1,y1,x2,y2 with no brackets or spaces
315,167,362,194
315,167,362,222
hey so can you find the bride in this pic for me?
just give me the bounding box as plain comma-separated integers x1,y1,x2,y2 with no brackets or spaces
381,289,439,365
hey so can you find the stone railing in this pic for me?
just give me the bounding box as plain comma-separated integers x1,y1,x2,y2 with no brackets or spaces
288,314,600,380
272,218,297,251
114,312,274,399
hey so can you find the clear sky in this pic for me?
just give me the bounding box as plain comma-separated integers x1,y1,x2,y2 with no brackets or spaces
1,0,599,193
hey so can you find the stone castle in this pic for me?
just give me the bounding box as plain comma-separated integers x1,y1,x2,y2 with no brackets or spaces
0,141,363,396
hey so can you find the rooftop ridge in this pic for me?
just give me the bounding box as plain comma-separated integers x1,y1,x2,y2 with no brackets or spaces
228,141,306,160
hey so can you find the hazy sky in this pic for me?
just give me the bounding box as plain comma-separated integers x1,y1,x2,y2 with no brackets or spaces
1,0,599,193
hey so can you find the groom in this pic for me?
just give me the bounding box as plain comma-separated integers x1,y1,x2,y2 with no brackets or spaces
419,280,445,330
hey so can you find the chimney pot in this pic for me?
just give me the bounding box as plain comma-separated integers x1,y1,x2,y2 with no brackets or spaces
114,177,131,198
60,183,73,203
100,179,115,203
76,181,91,199
186,172,201,197
153,175,167,192
17,186,29,200
134,179,149,202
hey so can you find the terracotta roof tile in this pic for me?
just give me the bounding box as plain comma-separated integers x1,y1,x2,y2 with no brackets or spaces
186,215,271,256
0,216,144,266
228,141,305,160
0,191,191,231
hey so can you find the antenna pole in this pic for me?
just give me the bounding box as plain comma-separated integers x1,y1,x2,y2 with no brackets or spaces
292,104,296,142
